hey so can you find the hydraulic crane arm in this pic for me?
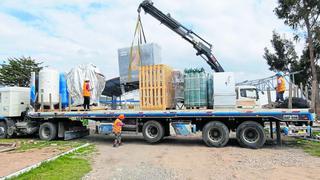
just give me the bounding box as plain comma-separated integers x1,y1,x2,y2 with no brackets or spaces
138,0,224,72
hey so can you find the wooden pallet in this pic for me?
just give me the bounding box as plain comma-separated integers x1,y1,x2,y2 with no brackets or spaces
139,64,174,110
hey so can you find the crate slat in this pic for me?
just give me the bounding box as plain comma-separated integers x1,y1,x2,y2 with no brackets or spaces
139,64,173,110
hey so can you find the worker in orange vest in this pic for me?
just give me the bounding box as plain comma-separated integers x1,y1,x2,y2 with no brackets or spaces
83,80,92,111
275,72,286,102
113,114,125,147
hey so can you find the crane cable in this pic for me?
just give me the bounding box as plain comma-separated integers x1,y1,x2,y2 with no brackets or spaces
128,14,147,82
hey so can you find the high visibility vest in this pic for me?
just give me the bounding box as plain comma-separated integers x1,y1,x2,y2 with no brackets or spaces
276,77,286,92
83,82,91,97
113,119,122,133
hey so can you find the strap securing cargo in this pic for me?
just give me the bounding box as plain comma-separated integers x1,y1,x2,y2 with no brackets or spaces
128,14,147,82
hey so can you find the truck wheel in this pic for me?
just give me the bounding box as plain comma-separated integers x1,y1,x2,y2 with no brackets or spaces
202,121,229,147
0,121,7,139
6,119,16,138
142,121,164,143
236,121,266,149
39,122,57,141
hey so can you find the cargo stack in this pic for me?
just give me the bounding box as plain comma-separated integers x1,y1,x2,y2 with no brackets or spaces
213,72,236,108
172,70,184,109
184,68,208,109
139,64,174,110
118,43,162,85
207,74,213,108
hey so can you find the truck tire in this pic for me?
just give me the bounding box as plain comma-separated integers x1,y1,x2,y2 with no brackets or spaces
39,122,57,141
0,121,7,139
142,121,164,143
202,121,229,147
236,121,266,149
5,119,16,138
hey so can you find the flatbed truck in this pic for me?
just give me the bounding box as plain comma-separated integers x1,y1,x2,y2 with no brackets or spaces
0,87,314,149
0,1,315,149
0,106,313,149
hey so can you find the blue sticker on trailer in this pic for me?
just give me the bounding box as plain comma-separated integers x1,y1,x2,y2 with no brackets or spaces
99,124,113,134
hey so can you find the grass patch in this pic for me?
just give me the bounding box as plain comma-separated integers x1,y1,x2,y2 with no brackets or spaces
295,139,320,157
312,131,320,137
0,138,85,152
286,138,320,157
9,144,95,180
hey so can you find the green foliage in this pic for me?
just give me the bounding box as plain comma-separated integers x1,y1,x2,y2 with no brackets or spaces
275,0,320,31
270,0,320,92
291,44,320,85
0,57,43,87
10,145,95,180
264,31,298,72
312,130,320,136
81,119,89,126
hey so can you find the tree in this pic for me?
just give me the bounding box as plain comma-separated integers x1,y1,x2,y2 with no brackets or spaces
264,31,298,72
290,46,320,86
275,0,320,112
0,57,43,87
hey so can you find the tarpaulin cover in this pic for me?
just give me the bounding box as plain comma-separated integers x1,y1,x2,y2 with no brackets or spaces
59,73,69,107
67,64,105,105
30,72,36,103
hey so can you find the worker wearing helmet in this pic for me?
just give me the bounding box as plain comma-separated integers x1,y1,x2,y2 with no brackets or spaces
113,114,125,147
275,72,286,102
82,79,92,111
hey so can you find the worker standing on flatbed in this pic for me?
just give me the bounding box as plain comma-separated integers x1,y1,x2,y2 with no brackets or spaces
113,114,125,147
83,80,92,111
275,72,286,102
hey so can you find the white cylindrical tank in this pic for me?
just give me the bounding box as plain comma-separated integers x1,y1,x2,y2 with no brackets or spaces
38,68,59,106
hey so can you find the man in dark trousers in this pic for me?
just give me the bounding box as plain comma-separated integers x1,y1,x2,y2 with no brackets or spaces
82,80,92,111
275,72,286,103
113,114,125,147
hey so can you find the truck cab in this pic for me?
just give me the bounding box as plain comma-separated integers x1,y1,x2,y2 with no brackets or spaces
235,85,260,108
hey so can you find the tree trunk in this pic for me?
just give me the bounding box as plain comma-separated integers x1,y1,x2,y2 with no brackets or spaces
305,19,319,113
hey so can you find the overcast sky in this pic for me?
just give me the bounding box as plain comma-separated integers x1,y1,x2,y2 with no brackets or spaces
0,0,303,82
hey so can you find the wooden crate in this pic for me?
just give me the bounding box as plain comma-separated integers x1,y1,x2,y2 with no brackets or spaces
139,64,174,110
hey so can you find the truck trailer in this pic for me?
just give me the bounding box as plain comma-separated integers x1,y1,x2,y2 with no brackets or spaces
0,1,315,149
0,87,314,149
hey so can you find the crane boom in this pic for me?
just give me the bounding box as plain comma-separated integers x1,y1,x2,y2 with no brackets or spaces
138,0,224,72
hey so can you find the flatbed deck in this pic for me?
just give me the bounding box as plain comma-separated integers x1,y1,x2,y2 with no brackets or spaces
28,108,314,122
21,108,315,148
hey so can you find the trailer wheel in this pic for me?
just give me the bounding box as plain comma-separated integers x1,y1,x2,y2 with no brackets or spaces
236,121,266,149
202,121,229,147
39,122,57,141
0,121,7,139
142,121,164,143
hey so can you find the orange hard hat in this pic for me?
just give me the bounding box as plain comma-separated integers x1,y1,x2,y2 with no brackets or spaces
118,114,125,120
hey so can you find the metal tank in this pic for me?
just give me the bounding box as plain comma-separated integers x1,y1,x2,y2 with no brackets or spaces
38,68,60,105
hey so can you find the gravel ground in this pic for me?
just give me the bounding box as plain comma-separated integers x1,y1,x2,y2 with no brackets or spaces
0,147,63,177
84,134,320,180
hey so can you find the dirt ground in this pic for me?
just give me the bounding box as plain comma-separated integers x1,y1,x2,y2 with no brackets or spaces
0,147,63,178
84,134,320,180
